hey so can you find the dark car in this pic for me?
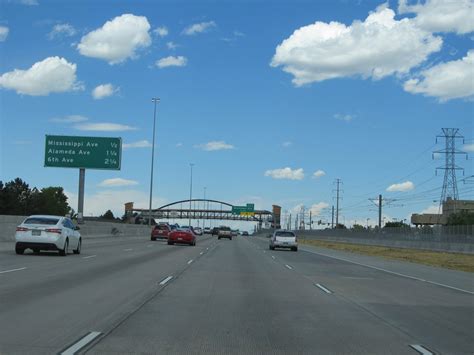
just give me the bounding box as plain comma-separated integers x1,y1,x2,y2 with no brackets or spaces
151,223,171,241
242,231,249,236
168,227,196,246
211,227,220,236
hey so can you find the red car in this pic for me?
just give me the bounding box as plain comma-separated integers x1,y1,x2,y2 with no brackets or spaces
151,223,171,241
168,227,196,246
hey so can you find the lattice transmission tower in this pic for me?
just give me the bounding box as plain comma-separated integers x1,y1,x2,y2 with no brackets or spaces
433,128,467,203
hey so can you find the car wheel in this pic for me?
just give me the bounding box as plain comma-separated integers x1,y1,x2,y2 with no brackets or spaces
293,247,298,252
73,239,82,254
151,237,156,241
218,237,221,240
167,241,173,245
230,237,233,240
15,245,24,255
59,239,68,256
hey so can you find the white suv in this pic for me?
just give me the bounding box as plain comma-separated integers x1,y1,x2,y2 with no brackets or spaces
269,230,298,251
15,215,81,256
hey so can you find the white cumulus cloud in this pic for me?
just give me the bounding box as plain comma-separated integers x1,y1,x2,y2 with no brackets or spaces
156,55,187,68
77,13,151,64
420,204,440,214
265,167,305,180
463,143,474,152
154,26,168,37
50,115,88,123
74,123,136,131
312,170,326,178
0,26,9,42
48,23,76,40
0,56,80,96
98,178,139,187
271,4,442,86
166,41,178,50
399,0,474,35
183,21,216,35
196,141,235,151
404,50,474,102
92,83,118,99
123,140,152,149
334,113,354,122
309,202,330,216
386,181,415,192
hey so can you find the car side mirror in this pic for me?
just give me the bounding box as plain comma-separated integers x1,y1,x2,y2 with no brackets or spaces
75,226,81,230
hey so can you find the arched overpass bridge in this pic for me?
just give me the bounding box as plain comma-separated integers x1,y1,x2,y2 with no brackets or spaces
128,199,274,223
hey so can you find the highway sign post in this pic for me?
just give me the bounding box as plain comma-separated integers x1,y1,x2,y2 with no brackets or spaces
44,135,122,224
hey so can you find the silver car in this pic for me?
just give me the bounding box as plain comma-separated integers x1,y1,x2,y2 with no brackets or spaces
269,230,298,251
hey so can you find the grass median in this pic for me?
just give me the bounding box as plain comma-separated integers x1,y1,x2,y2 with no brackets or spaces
300,239,474,273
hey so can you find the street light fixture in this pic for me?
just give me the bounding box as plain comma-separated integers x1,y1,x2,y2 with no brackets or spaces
148,97,160,227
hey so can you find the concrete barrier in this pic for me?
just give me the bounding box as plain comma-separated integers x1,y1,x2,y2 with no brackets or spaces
256,229,474,254
0,215,151,242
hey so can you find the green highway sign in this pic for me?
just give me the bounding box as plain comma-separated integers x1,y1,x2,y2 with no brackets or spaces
44,135,122,170
231,203,255,215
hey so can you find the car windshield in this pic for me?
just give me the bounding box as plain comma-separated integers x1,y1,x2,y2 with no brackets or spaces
157,225,169,230
23,217,59,225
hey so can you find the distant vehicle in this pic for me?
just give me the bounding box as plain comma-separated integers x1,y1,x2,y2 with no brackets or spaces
168,227,196,246
269,230,297,251
211,227,220,236
194,227,203,236
218,226,232,240
151,223,171,241
242,231,249,236
203,227,211,234
15,215,81,256
231,230,238,237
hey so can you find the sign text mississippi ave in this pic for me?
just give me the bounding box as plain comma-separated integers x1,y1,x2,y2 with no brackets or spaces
44,135,122,170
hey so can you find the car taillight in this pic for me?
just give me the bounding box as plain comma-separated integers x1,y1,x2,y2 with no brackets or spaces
45,228,62,234
16,227,29,232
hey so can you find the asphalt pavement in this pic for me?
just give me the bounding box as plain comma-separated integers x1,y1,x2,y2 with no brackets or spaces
0,234,472,354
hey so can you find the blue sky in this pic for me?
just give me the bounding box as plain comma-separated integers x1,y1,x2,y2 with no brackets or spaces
0,0,473,229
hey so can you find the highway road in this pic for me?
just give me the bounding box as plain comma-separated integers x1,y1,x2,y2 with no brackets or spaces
0,234,473,354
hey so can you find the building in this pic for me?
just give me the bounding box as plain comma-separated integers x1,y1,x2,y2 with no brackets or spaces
411,198,474,226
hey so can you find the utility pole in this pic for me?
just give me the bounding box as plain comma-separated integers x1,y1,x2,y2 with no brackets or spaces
309,210,312,230
333,179,343,227
369,194,396,228
331,205,334,229
148,97,160,227
433,128,467,212
288,214,292,230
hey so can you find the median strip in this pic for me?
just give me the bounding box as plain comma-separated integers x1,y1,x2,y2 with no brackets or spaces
315,283,332,294
60,331,101,355
159,276,173,286
0,267,27,274
409,344,434,355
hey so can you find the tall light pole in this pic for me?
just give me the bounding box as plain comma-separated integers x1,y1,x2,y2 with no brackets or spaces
148,97,160,227
203,187,207,229
189,163,194,227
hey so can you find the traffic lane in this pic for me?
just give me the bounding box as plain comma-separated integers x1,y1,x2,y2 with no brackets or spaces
0,236,216,355
0,234,212,277
89,236,418,355
246,237,474,354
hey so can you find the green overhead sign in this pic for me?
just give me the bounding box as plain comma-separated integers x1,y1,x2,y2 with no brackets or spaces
44,135,122,170
232,203,255,215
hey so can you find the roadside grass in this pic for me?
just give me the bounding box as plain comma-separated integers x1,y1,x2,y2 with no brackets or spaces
300,239,474,273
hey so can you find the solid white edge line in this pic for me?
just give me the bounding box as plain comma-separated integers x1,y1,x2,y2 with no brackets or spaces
159,276,173,285
82,255,96,259
187,259,193,264
0,267,27,274
285,264,292,270
315,283,332,294
303,249,474,295
61,331,101,355
409,344,434,355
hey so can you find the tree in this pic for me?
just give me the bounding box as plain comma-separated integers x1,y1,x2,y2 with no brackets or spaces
336,223,346,229
351,224,365,231
102,210,115,220
35,187,70,216
447,211,474,225
1,178,31,215
384,221,409,228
